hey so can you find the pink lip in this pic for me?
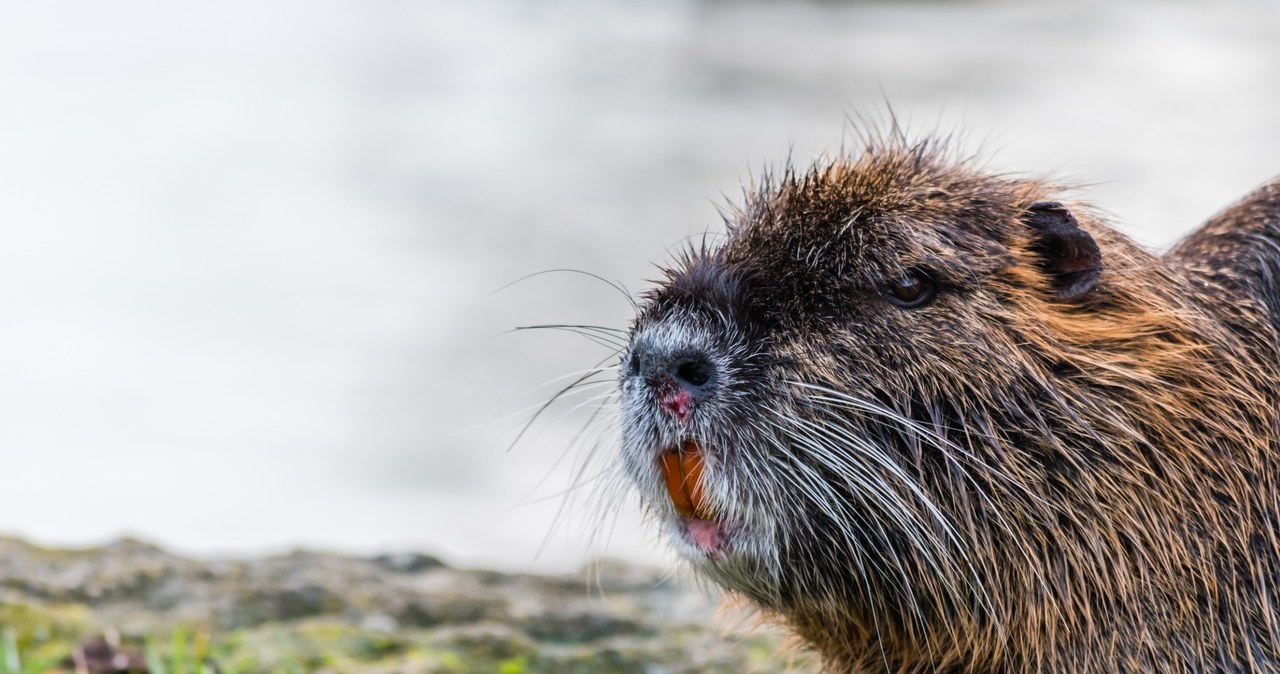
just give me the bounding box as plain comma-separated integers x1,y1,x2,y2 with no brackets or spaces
681,516,729,557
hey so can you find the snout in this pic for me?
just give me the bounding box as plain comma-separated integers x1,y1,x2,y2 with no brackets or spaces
627,337,720,422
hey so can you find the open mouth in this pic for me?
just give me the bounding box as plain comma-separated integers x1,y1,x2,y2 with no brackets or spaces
659,441,729,556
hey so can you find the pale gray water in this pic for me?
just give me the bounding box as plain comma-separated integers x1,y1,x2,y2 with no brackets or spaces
0,0,1278,572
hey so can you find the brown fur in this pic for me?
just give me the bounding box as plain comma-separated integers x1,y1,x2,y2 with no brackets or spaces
620,137,1280,672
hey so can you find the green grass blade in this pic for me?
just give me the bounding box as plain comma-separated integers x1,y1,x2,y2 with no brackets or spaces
171,627,188,674
1,629,19,674
145,639,169,674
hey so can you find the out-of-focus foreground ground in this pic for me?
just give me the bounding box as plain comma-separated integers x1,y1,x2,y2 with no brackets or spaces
1,1,1279,668
0,537,808,673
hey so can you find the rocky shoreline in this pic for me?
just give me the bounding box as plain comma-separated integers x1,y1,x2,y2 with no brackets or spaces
0,538,808,673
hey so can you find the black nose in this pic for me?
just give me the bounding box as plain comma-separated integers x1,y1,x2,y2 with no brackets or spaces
629,342,719,398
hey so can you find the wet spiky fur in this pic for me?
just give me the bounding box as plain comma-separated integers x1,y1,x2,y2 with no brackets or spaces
618,137,1280,673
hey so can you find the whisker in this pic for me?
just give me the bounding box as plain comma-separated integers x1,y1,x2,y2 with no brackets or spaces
786,380,1053,631
508,353,620,452
485,268,638,311
516,392,619,502
512,324,628,350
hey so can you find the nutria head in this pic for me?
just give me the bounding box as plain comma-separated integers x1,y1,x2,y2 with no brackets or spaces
617,138,1279,671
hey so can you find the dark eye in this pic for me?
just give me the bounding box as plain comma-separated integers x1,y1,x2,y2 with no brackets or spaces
885,270,937,308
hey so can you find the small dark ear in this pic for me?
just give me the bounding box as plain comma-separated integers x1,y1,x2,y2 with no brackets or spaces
1023,201,1101,302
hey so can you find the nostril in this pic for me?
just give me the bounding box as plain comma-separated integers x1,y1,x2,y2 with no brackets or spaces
675,358,714,388
629,338,717,396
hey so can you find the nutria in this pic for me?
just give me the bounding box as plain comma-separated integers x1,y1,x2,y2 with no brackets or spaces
616,136,1280,672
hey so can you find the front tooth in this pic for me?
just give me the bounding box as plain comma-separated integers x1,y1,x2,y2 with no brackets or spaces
681,442,712,519
659,442,712,519
660,451,697,517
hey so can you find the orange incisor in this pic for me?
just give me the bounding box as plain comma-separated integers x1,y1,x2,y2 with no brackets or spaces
659,441,712,519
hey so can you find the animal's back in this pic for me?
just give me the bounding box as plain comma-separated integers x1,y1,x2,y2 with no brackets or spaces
1169,178,1280,336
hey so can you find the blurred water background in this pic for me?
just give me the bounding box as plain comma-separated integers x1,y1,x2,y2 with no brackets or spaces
0,0,1278,574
